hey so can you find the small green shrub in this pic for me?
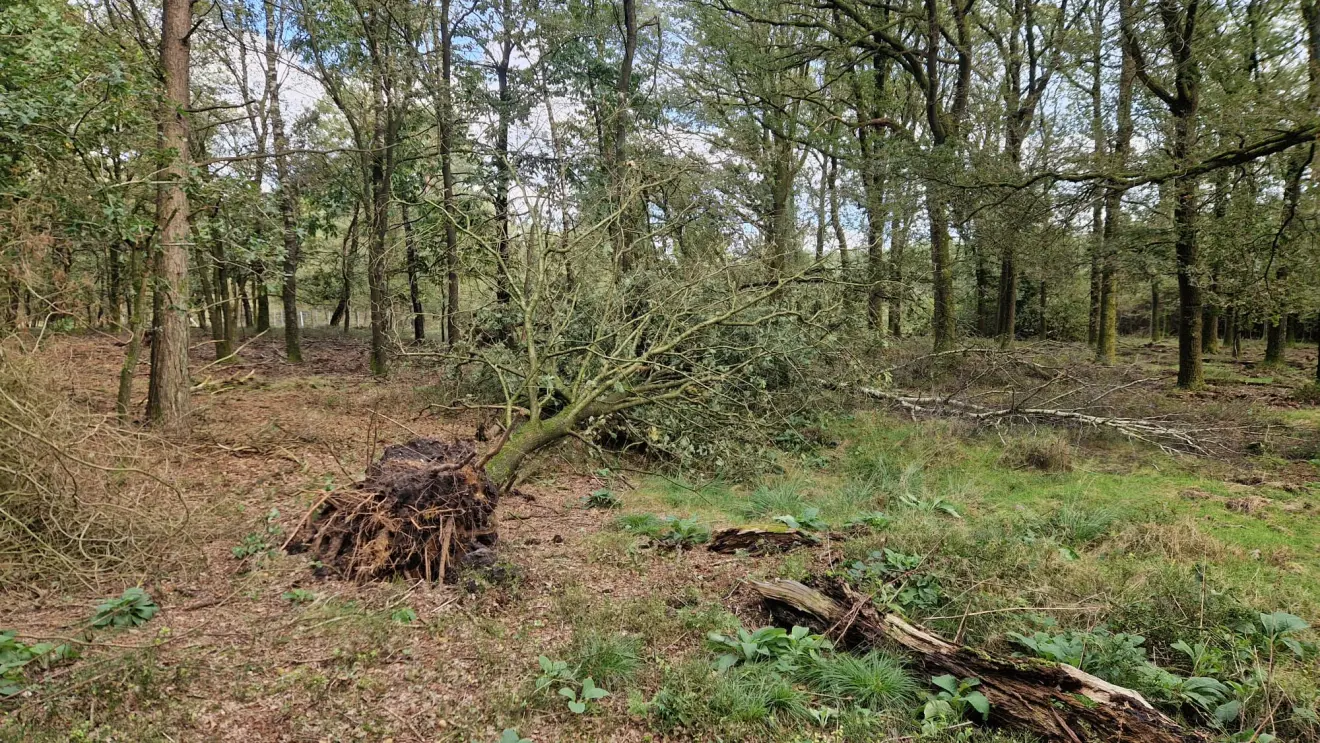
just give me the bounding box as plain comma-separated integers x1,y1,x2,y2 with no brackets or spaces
842,549,944,612
921,675,990,735
232,508,282,559
582,488,622,509
706,625,831,672
282,588,316,604
0,631,77,696
90,587,159,629
655,516,710,548
390,607,418,624
843,511,892,530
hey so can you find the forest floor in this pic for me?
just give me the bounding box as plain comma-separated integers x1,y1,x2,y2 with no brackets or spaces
2,331,1319,742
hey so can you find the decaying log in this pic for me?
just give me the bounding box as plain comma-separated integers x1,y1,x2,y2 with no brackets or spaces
747,578,1211,743
708,527,819,554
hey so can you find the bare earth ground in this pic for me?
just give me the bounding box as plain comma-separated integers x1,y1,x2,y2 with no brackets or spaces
1,330,1318,742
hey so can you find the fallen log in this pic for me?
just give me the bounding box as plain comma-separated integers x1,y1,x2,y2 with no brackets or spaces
747,578,1210,743
859,387,1207,455
707,527,819,555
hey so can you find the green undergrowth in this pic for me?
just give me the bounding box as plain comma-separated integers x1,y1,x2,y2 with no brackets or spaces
599,412,1320,741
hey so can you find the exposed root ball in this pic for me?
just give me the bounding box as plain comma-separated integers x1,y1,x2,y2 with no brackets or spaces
291,438,499,582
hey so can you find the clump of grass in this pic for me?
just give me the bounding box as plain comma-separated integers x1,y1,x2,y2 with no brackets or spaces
569,631,642,686
798,651,917,710
613,513,663,535
1001,434,1074,473
1294,382,1320,404
709,663,810,725
1048,501,1119,546
742,481,809,518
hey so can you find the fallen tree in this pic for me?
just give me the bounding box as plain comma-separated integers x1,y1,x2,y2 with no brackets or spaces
747,578,1211,743
860,386,1209,455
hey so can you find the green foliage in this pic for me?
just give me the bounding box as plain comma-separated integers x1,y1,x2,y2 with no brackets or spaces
557,677,609,714
282,589,316,604
706,625,832,672
499,729,532,743
773,506,827,532
582,488,621,509
921,675,990,734
1255,611,1310,658
843,549,944,612
797,651,917,710
897,492,961,519
613,513,663,535
1047,502,1119,546
232,508,283,560
569,631,641,686
610,513,708,546
1008,627,1150,686
0,630,77,696
90,588,159,630
390,607,418,624
743,482,809,518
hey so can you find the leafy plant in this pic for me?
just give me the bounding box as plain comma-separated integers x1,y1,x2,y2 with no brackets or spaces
582,488,621,510
921,675,990,734
774,506,827,532
535,655,577,693
90,587,159,629
1008,627,1149,686
655,516,710,548
1256,611,1310,658
897,492,961,518
232,508,282,559
390,607,418,624
499,729,532,743
282,588,316,604
0,631,76,696
558,677,609,714
843,549,944,612
707,625,831,672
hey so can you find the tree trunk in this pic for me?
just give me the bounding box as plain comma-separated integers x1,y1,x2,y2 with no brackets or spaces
1096,15,1133,366
402,203,424,343
266,0,302,363
1150,280,1161,342
439,0,460,345
253,261,271,332
609,0,640,274
888,211,906,337
1265,316,1284,364
996,252,1017,348
493,4,514,311
928,190,955,351
1037,279,1047,340
146,0,192,433
116,244,152,420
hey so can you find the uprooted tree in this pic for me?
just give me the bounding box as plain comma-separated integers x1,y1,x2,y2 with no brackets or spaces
297,172,846,581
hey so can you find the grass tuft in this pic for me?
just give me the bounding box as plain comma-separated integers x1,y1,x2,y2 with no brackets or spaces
798,651,917,710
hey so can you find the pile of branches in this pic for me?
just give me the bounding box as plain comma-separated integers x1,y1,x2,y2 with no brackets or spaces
290,438,499,582
0,348,190,591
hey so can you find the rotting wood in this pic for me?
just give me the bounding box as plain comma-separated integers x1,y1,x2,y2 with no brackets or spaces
747,578,1211,743
708,527,820,554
